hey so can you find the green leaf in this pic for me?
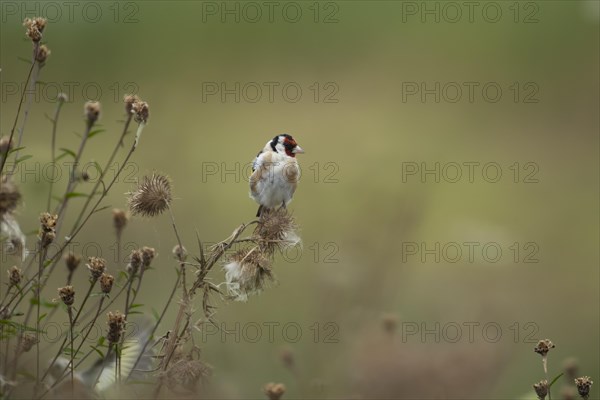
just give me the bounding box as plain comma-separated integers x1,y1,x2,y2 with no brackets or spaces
97,336,106,346
17,56,31,64
15,155,33,164
549,372,564,388
38,313,47,323
92,205,111,215
129,303,144,309
88,129,106,139
65,192,88,199
151,308,160,322
90,346,104,359
58,148,76,159
7,146,26,155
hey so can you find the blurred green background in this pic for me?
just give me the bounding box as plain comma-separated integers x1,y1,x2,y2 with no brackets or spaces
1,1,598,398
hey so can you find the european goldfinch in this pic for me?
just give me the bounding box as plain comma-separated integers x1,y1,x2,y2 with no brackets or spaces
250,134,304,217
45,319,154,399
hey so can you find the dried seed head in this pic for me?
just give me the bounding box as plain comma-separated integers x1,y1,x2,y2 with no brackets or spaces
0,136,13,155
112,208,128,234
0,306,11,320
280,348,295,370
534,339,555,357
8,266,23,287
0,175,21,215
533,379,548,400
23,17,46,42
65,252,81,273
131,100,150,123
99,273,114,294
57,92,68,102
20,333,39,353
562,387,577,400
107,311,126,344
172,244,188,262
35,44,50,64
575,376,593,399
254,208,300,254
39,212,57,233
564,358,579,380
58,285,75,306
124,94,141,115
165,358,212,392
126,249,143,275
84,101,101,125
41,231,56,248
141,246,156,268
224,247,274,302
127,174,172,218
264,382,286,400
381,313,398,335
87,257,106,280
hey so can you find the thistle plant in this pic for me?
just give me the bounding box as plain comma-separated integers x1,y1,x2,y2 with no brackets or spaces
0,15,300,400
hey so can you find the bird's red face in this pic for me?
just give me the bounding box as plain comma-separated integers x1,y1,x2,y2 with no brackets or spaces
282,135,304,157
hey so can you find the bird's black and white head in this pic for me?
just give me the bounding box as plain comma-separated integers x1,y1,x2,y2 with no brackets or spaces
268,134,304,157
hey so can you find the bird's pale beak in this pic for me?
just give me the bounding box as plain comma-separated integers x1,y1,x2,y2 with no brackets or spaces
293,146,305,154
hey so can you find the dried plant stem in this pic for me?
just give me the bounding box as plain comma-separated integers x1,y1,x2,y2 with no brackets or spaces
47,122,146,268
10,59,42,172
0,42,39,175
70,114,133,233
128,272,180,380
67,307,74,391
46,97,66,211
36,247,49,384
54,122,93,236
42,280,95,382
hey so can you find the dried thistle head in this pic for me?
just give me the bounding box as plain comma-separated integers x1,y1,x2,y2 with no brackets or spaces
280,347,295,371
23,17,46,42
0,176,21,215
141,246,156,268
564,357,579,380
575,376,593,399
58,285,75,307
124,94,141,115
65,252,81,273
39,212,57,233
253,208,300,254
533,379,548,400
87,257,106,280
8,266,23,287
131,100,150,123
172,244,188,262
99,273,114,294
264,382,286,400
84,101,101,126
106,311,126,345
127,174,172,217
35,44,50,64
534,339,555,357
223,247,274,302
126,249,143,275
164,356,212,392
20,333,39,353
382,313,398,335
112,208,128,235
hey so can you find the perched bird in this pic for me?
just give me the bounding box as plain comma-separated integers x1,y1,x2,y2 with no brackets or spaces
250,134,304,217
